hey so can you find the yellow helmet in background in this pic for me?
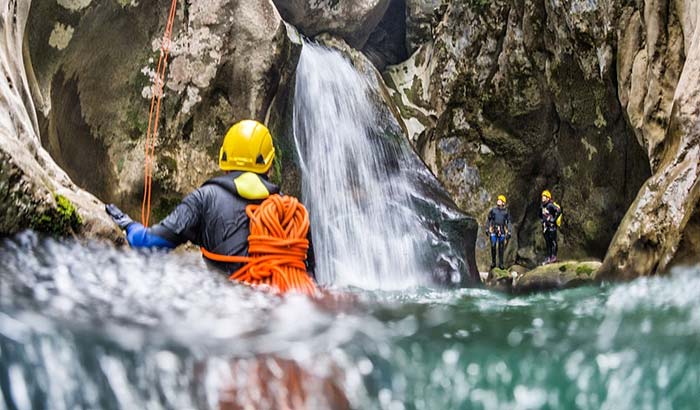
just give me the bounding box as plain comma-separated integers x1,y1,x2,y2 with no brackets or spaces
497,194,507,204
542,190,552,199
219,120,275,173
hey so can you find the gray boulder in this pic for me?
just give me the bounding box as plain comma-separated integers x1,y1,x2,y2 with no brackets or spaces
272,0,391,48
512,260,600,294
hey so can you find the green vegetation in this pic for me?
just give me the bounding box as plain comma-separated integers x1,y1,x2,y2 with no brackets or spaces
575,264,595,276
126,105,148,140
491,267,510,279
31,194,83,236
271,156,283,187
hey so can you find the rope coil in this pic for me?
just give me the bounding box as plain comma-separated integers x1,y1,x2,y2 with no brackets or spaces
201,195,317,295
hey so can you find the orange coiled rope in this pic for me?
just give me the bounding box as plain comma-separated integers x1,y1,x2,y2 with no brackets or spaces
141,0,178,227
200,195,318,296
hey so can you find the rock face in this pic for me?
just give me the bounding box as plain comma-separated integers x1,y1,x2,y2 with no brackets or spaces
26,0,301,222
405,0,440,53
384,0,652,271
1,0,119,239
271,0,391,48
8,0,697,281
362,0,409,70
599,0,700,280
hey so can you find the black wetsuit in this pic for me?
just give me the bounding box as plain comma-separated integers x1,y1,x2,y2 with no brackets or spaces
136,171,313,276
539,200,562,261
486,206,511,269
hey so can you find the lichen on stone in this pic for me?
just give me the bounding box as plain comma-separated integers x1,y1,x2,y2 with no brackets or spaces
116,0,138,7
580,138,598,161
57,0,92,12
48,23,74,50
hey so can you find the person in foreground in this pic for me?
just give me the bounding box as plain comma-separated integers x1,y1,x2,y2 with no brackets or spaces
539,189,562,265
486,194,512,270
105,119,311,278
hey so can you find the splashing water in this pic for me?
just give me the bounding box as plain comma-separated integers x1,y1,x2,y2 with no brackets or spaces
1,233,700,409
293,43,435,290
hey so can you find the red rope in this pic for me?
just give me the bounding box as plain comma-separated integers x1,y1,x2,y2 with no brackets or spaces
141,0,178,227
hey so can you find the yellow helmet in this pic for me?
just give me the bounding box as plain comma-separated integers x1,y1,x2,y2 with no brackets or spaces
219,120,275,173
542,190,552,199
497,194,507,204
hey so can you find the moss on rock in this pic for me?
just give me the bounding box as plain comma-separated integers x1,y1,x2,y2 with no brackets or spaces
31,194,83,236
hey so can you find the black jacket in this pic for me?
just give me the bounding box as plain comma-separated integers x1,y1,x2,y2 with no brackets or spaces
151,171,280,273
487,206,512,235
539,200,562,231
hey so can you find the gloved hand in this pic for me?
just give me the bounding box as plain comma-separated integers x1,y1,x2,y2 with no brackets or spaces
506,233,512,240
105,204,134,230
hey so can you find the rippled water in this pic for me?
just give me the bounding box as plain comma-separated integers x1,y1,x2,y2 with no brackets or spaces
1,232,699,409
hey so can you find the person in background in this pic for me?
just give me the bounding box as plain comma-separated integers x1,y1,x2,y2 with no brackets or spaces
486,194,512,270
539,190,562,264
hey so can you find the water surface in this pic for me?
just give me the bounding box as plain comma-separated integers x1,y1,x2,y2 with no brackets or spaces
1,233,699,409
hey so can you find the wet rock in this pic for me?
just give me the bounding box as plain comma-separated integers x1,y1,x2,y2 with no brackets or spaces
405,0,441,53
384,0,651,272
0,0,118,239
362,0,408,70
27,0,301,221
597,0,700,279
511,260,600,294
271,0,391,48
484,267,516,293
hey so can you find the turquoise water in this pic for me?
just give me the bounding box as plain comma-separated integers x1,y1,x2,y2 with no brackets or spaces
1,232,699,409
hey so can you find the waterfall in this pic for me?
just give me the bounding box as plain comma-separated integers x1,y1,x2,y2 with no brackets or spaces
293,43,437,290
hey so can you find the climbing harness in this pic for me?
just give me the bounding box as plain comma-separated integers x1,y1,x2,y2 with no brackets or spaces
201,194,317,296
141,0,178,227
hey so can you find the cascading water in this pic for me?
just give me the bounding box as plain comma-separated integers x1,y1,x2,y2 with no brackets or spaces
293,43,438,289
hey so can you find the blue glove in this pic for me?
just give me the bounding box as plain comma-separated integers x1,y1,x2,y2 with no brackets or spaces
105,204,134,230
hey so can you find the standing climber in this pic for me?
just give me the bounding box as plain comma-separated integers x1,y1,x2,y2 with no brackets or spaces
539,190,562,264
105,120,314,280
486,194,512,270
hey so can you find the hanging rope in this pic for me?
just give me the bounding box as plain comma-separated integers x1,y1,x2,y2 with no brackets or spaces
141,0,178,227
200,195,318,296
139,2,316,296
